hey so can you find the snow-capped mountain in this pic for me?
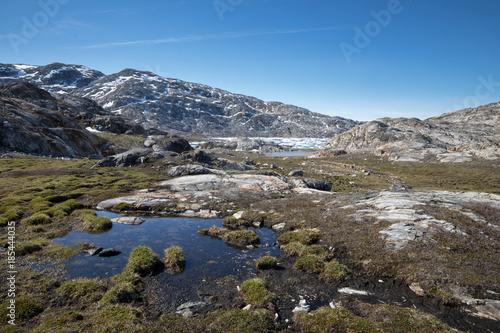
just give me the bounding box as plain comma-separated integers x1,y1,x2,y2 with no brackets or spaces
0,63,361,137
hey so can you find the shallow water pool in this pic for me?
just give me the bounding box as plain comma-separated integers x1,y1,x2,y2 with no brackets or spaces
53,211,281,280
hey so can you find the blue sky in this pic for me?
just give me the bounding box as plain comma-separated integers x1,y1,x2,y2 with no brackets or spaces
1,0,499,121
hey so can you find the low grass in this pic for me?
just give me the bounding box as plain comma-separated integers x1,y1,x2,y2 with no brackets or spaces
163,246,186,273
321,259,351,284
294,255,325,274
282,242,334,261
100,282,138,305
118,246,161,282
57,279,108,302
0,296,44,324
293,307,378,333
240,278,276,308
256,256,278,270
72,209,112,233
198,225,260,247
278,228,321,245
222,216,251,228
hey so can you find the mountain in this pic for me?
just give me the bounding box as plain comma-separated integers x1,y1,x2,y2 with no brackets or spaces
0,63,361,137
0,82,118,158
321,102,500,162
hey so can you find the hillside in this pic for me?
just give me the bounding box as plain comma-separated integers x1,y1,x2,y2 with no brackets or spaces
321,102,500,162
0,63,361,137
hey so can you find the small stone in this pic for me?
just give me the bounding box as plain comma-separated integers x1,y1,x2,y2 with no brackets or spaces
98,248,121,257
111,217,146,225
272,223,286,231
232,211,245,219
242,304,252,311
288,170,303,177
409,283,426,296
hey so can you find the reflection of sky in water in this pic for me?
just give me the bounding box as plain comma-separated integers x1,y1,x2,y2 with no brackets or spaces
53,211,281,280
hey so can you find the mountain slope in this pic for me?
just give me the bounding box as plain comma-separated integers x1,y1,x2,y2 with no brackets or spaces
0,82,117,158
0,63,361,137
321,102,500,161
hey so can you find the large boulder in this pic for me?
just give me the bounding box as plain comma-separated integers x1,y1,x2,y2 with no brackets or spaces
92,148,152,167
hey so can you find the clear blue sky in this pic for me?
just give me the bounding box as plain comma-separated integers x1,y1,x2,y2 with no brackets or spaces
1,0,499,121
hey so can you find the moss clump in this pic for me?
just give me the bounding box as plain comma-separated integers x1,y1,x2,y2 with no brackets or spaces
1,206,25,221
206,309,275,333
278,228,321,245
44,199,82,218
95,304,142,332
321,259,351,284
17,238,50,256
45,192,83,203
0,296,44,324
100,282,138,304
282,242,334,261
72,209,112,233
163,246,186,273
222,216,251,228
22,212,52,226
358,303,457,332
294,255,325,274
256,256,278,270
57,279,107,302
112,202,139,212
240,278,276,307
293,307,378,333
199,225,260,247
120,246,160,280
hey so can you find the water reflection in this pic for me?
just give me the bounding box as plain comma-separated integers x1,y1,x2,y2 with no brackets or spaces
53,211,281,280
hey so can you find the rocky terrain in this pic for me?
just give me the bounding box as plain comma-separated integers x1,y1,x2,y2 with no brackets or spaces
0,82,117,158
321,102,500,162
0,63,361,137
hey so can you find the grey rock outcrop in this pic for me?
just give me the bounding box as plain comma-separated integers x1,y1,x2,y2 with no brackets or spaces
0,82,117,158
322,103,500,162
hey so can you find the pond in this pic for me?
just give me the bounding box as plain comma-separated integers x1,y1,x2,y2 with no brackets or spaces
53,211,282,281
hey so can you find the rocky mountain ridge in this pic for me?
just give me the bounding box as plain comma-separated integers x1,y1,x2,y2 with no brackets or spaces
321,102,500,162
0,63,361,137
0,82,116,158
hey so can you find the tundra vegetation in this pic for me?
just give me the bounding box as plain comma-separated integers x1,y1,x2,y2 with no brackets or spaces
0,148,498,332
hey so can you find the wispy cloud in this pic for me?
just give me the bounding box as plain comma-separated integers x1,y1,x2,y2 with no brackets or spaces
93,8,134,15
48,20,98,34
74,27,345,49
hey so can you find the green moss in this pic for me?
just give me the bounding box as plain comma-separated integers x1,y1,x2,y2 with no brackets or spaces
95,305,142,333
32,309,83,332
256,256,278,270
206,309,275,333
0,296,44,324
57,278,107,302
72,209,112,233
0,217,8,227
278,228,321,245
121,246,160,279
240,278,276,307
2,206,26,221
17,238,50,256
45,192,83,203
294,255,325,274
112,202,139,212
293,307,378,333
199,225,260,247
100,282,138,304
321,259,351,284
282,242,334,261
360,303,457,332
22,212,52,225
222,216,251,228
163,246,186,273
